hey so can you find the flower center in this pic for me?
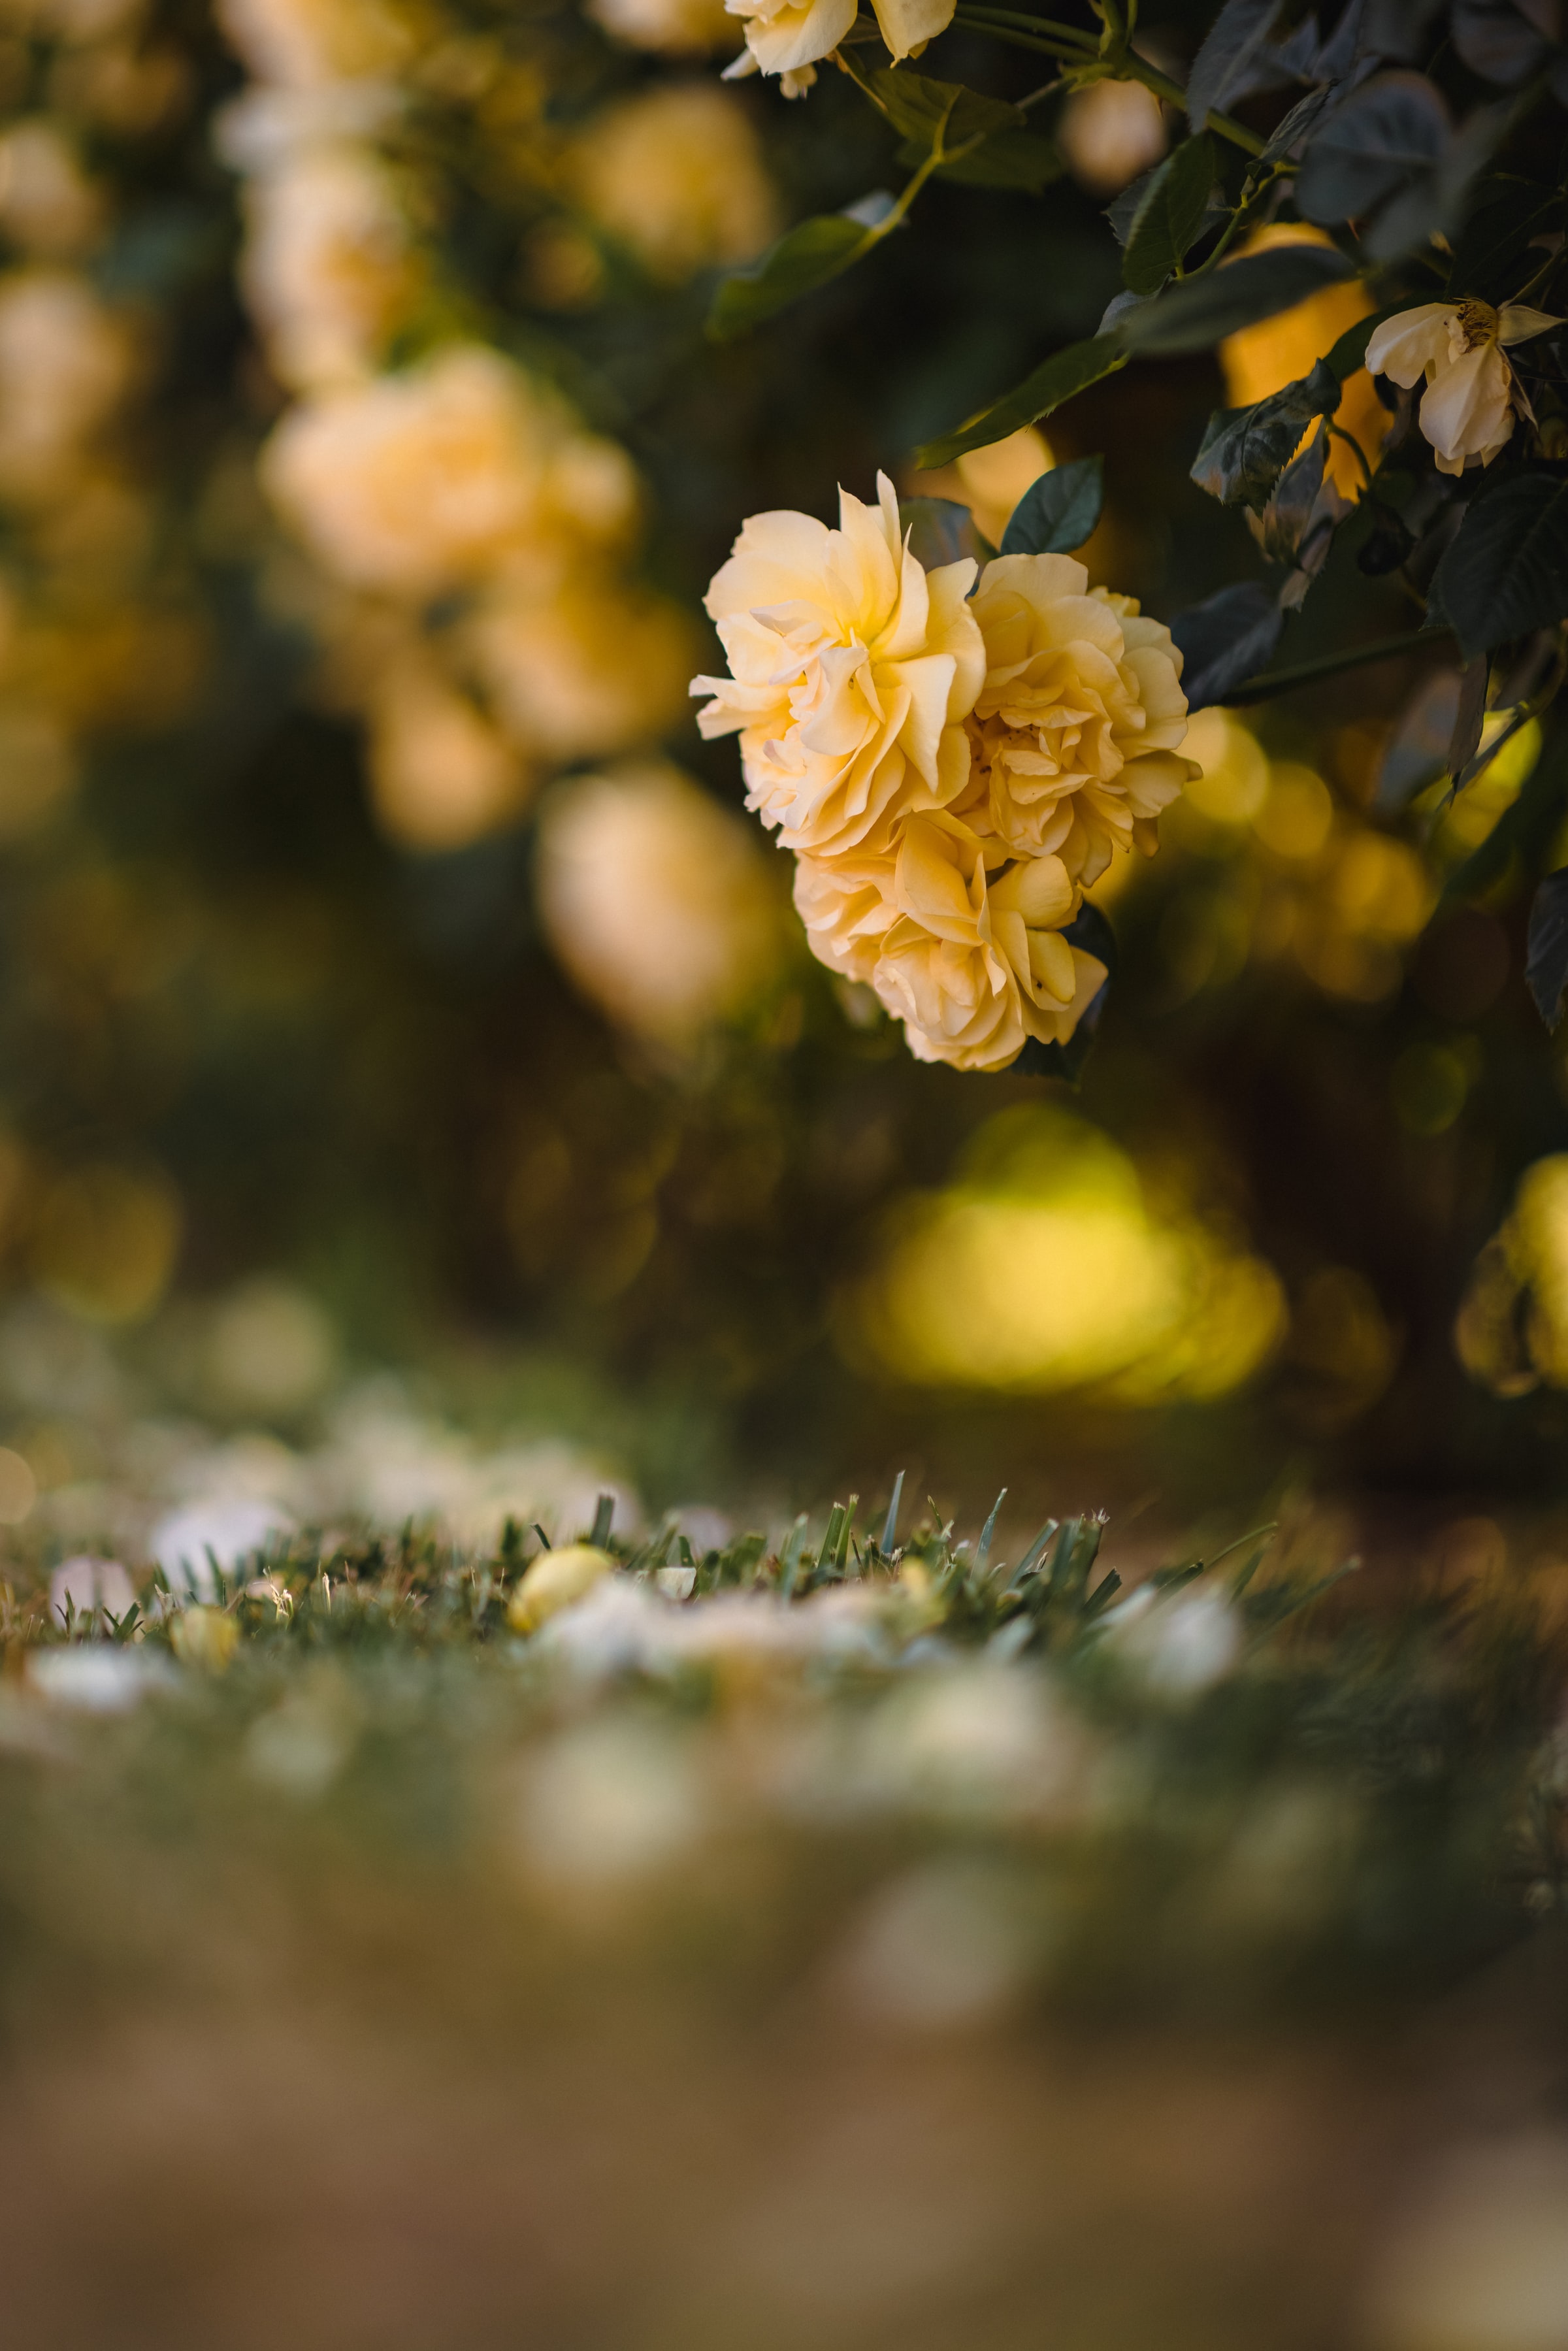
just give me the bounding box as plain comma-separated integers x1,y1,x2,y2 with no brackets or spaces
1456,299,1499,351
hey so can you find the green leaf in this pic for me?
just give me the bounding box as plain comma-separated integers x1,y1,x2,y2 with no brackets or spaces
1186,0,1288,130
1191,358,1341,511
915,335,1126,469
708,213,872,340
874,68,1060,192
1447,182,1559,295
1527,868,1568,1028
1431,474,1568,660
999,455,1103,554
1324,308,1397,380
868,65,1019,148
1118,244,1356,355
923,129,1062,192
1012,903,1117,1084
901,496,992,569
1169,580,1282,711
1445,723,1568,903
1296,71,1448,226
1122,137,1216,297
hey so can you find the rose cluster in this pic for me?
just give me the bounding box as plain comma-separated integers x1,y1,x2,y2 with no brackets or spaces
693,475,1198,1073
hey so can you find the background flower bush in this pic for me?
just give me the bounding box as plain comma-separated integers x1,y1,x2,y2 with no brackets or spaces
0,0,1565,1530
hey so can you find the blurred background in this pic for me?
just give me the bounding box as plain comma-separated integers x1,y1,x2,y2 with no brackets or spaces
0,0,1563,1554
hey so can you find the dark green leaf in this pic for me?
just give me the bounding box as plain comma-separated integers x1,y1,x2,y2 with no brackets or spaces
1169,581,1283,710
1431,474,1568,660
999,455,1103,555
901,497,991,569
868,65,1019,148
915,335,1126,469
1326,308,1397,380
1122,137,1215,297
928,129,1062,191
1012,904,1117,1083
1258,83,1340,165
1363,102,1507,262
1119,244,1356,355
1527,868,1568,1027
1296,71,1448,225
1454,0,1554,84
1191,357,1341,511
1448,182,1558,295
1445,723,1568,902
1250,419,1329,566
708,213,872,340
1187,0,1288,130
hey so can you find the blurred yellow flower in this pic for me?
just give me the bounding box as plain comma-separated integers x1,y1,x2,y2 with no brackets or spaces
469,578,694,762
848,1104,1284,1396
1367,299,1561,476
536,760,780,1044
1457,1155,1568,1396
217,0,422,90
240,142,417,388
0,120,104,255
693,470,985,859
33,1160,182,1324
172,1605,242,1672
0,269,134,496
261,344,639,597
586,0,735,51
1220,224,1389,501
1058,78,1166,196
572,83,779,283
367,658,532,851
958,553,1197,883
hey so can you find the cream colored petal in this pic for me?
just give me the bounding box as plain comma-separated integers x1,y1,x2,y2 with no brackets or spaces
990,850,1075,929
1418,340,1512,469
1497,304,1564,346
739,0,855,74
871,0,955,59
1365,304,1456,388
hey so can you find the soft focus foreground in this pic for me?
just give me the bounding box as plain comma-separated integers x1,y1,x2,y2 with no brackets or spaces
4,1480,1568,2349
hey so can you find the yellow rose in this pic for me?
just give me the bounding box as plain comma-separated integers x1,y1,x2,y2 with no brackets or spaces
571,84,779,284
693,471,985,859
217,0,422,90
959,553,1196,885
261,344,638,597
240,143,417,390
367,659,531,852
794,813,1105,1072
587,0,734,51
1367,299,1561,478
0,270,134,496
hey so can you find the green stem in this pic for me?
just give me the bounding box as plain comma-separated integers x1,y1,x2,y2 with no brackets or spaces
1227,627,1454,706
949,11,1267,155
1125,55,1266,154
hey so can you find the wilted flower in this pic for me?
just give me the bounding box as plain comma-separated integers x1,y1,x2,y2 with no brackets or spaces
958,553,1197,884
240,142,417,388
795,812,1104,1072
571,84,778,283
261,344,638,596
536,760,779,1043
693,471,985,859
721,0,954,81
469,578,694,761
1367,299,1561,476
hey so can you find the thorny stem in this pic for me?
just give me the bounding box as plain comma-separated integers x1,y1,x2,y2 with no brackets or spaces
1228,627,1455,705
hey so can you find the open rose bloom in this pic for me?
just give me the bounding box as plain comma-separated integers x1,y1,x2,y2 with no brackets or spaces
1366,299,1562,476
695,475,1198,1074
